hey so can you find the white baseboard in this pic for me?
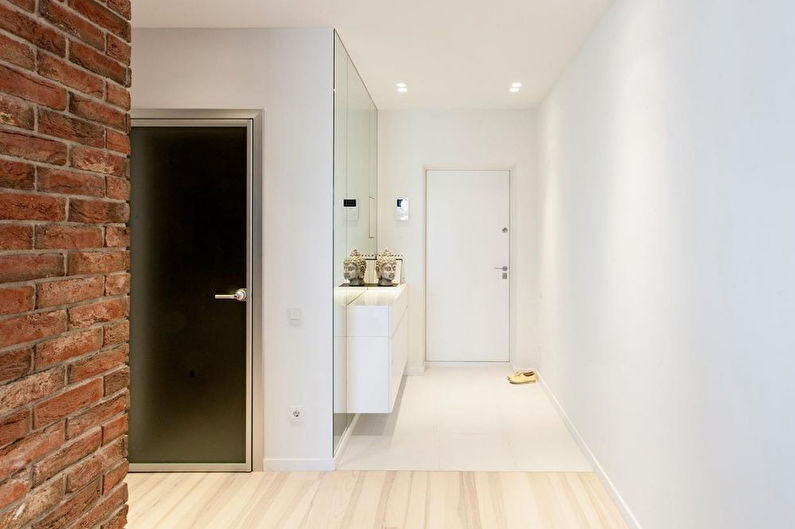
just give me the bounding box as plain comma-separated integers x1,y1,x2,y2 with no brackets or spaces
537,371,643,529
424,361,511,368
405,363,426,375
263,414,360,472
332,414,360,469
509,362,532,372
262,458,335,471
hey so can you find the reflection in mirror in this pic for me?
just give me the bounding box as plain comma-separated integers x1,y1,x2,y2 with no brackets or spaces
333,32,378,453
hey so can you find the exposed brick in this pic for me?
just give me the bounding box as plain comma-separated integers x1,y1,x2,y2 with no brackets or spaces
36,223,104,250
69,198,129,223
35,327,103,368
0,191,66,220
0,348,32,385
104,273,129,296
0,63,67,110
0,158,35,189
66,435,122,491
0,475,63,528
0,409,30,448
0,0,130,518
102,460,127,494
0,471,29,511
0,253,64,282
32,429,101,486
104,82,129,110
106,33,130,65
36,224,102,248
70,147,127,177
102,320,127,346
101,505,127,529
71,481,127,529
69,344,126,383
99,413,125,444
38,108,105,148
104,226,128,248
68,297,128,328
39,0,105,51
67,390,127,439
37,276,105,308
0,422,64,481
38,168,105,198
8,0,35,12
0,224,33,249
38,52,104,98
102,366,128,397
106,0,131,19
0,92,35,128
0,129,67,164
0,4,66,57
68,0,130,41
31,478,101,529
0,368,64,411
69,93,127,131
0,285,34,315
69,41,126,85
104,175,129,199
36,224,103,250
0,310,66,347
68,250,128,275
0,33,36,70
33,378,103,428
105,130,130,155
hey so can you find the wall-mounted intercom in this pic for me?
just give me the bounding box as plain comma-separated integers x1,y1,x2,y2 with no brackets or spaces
395,198,409,221
343,198,358,221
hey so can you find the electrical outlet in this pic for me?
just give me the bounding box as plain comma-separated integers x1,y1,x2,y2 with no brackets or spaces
289,406,303,424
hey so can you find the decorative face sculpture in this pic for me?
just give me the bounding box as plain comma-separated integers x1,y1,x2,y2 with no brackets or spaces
343,249,366,286
380,262,395,282
375,248,398,286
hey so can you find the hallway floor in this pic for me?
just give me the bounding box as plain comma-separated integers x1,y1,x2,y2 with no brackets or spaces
125,367,626,529
337,366,591,471
127,470,628,529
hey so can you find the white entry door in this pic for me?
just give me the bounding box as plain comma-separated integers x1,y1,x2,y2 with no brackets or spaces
426,170,510,362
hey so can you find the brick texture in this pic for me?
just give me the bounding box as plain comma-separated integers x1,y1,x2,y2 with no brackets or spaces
0,0,131,526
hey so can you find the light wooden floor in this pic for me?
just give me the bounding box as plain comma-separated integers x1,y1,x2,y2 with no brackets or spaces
127,471,628,529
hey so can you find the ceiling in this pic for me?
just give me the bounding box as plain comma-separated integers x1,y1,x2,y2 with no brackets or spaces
132,0,614,109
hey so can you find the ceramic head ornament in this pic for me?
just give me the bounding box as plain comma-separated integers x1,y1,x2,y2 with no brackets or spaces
343,249,367,286
375,248,398,286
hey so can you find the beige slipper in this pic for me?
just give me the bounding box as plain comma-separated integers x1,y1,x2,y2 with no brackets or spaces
507,370,537,384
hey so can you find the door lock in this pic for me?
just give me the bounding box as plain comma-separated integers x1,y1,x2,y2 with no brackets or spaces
214,288,247,302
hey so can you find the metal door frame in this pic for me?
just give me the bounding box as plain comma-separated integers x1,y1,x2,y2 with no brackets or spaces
129,109,263,472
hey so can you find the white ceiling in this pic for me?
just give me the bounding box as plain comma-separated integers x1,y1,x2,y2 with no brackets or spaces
132,0,614,109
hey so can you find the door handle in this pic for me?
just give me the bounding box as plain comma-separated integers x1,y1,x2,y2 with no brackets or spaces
214,288,247,302
494,266,508,271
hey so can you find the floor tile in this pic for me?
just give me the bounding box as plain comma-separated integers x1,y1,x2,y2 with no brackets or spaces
337,365,592,472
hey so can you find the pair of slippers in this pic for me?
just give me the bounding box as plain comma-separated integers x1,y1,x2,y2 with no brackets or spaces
507,370,537,384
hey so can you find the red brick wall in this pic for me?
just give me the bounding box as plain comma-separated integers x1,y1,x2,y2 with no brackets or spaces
0,0,131,527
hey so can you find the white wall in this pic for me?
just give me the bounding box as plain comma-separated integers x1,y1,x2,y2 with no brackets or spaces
132,28,335,468
536,1,795,528
378,110,538,371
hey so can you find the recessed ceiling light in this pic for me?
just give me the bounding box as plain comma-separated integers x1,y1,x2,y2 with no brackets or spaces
397,86,408,94
511,82,522,88
396,82,407,88
509,87,520,93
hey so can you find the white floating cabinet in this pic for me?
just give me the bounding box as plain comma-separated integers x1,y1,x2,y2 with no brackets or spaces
346,284,408,413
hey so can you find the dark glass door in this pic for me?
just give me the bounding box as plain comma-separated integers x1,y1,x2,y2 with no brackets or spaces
129,122,249,469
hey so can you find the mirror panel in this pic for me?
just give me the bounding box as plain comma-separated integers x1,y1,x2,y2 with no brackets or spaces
333,32,377,453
